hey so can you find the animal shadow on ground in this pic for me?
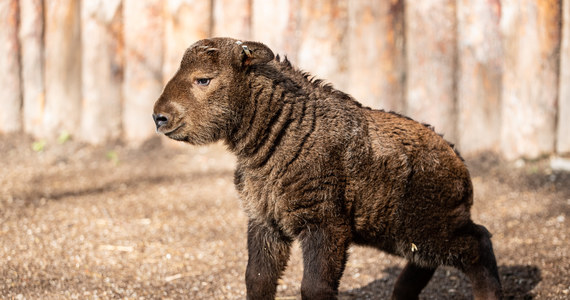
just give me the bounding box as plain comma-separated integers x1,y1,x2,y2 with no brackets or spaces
14,169,232,205
340,265,541,299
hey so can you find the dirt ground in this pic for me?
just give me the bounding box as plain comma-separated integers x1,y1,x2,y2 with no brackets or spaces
1,133,569,299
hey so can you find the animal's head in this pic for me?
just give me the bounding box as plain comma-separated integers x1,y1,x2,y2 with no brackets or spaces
153,37,274,144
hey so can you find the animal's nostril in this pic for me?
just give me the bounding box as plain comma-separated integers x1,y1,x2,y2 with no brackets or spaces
152,113,169,129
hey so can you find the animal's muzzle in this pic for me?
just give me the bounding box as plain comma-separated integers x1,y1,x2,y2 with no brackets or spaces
152,113,169,131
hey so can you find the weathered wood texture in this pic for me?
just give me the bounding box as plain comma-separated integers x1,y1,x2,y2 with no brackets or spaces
347,0,405,111
81,0,123,144
252,0,299,61
457,0,502,154
213,0,251,39
19,0,44,137
297,0,349,92
3,0,569,159
558,0,570,155
500,0,561,159
0,0,22,133
123,0,164,143
44,0,81,138
405,0,458,143
163,0,211,83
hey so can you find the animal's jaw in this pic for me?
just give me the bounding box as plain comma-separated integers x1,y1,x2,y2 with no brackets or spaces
163,122,185,136
157,122,187,142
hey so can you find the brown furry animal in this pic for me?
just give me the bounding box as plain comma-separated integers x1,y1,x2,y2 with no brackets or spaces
153,37,502,300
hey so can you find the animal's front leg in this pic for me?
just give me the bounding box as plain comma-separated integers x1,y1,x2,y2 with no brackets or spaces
245,219,292,300
299,224,351,300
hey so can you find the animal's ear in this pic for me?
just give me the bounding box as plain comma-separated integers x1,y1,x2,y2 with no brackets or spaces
233,40,274,67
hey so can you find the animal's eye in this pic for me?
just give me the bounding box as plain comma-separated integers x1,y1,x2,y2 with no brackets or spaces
196,78,211,86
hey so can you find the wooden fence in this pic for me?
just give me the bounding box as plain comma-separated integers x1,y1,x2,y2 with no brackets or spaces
0,0,569,159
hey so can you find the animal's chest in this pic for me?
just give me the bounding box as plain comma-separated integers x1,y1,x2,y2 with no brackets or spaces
239,175,278,220
236,168,341,237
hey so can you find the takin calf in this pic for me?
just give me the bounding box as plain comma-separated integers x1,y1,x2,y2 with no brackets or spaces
153,37,502,300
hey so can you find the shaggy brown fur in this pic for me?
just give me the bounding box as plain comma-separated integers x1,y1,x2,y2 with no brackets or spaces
153,37,502,300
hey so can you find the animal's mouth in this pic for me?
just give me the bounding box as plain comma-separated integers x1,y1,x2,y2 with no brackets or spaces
163,122,185,137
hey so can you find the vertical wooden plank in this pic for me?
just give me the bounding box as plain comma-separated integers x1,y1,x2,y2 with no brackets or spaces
405,0,458,143
163,0,211,83
297,0,349,92
44,0,81,138
81,0,123,144
123,0,164,143
456,0,502,155
500,0,560,159
347,0,405,111
251,0,299,61
558,0,570,155
19,0,44,137
0,0,22,133
213,0,251,39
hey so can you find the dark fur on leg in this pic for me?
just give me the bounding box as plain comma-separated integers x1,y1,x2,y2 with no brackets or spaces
299,225,351,300
462,225,503,300
391,262,437,300
245,220,292,300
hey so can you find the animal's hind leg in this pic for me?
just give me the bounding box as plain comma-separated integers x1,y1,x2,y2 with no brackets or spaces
391,262,436,300
456,224,502,300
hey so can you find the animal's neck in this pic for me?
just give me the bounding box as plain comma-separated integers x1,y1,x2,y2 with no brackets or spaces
228,80,287,152
225,73,312,169
225,61,355,170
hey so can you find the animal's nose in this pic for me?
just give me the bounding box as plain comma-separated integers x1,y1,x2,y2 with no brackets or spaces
152,113,168,130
